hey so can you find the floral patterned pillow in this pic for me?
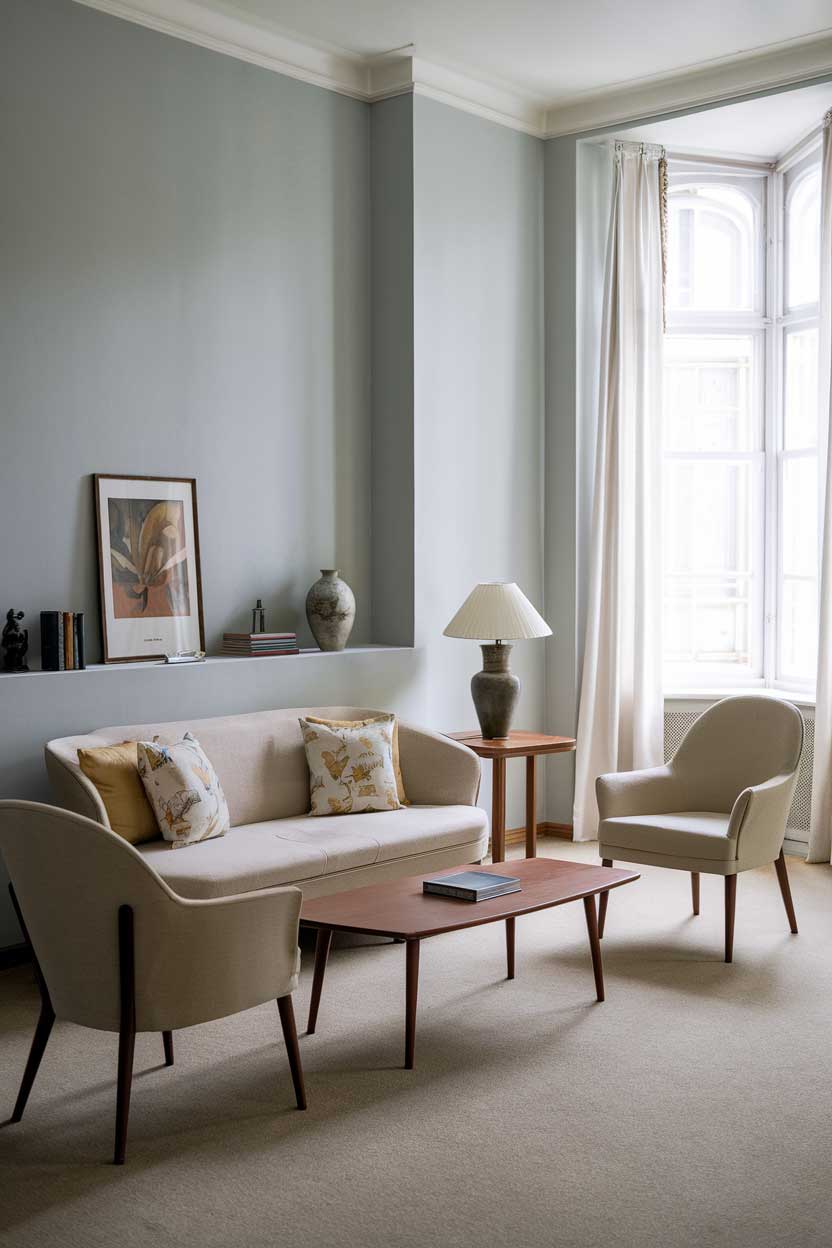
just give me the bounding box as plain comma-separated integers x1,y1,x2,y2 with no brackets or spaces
299,714,402,816
137,732,230,848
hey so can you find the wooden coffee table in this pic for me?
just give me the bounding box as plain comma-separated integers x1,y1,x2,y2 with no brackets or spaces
300,858,639,1069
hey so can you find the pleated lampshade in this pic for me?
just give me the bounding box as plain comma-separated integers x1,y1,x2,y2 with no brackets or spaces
443,582,551,641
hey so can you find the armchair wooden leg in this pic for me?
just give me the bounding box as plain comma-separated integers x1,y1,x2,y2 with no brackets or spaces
8,884,56,1123
724,875,737,964
114,905,136,1165
691,872,700,916
774,849,798,934
598,860,613,938
162,1031,174,1066
277,996,306,1111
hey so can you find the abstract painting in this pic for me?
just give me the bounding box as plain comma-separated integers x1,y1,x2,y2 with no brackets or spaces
94,475,205,662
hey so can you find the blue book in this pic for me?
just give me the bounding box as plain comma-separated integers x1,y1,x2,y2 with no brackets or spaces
423,870,521,901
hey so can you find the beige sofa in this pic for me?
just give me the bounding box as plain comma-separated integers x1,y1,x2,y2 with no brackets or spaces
45,706,488,900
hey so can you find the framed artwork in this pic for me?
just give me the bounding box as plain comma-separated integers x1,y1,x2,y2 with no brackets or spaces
94,475,205,663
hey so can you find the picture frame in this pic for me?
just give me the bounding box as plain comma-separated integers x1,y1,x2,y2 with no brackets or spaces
93,474,205,663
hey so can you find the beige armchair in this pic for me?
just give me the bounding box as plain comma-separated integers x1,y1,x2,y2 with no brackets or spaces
595,696,803,962
0,800,306,1164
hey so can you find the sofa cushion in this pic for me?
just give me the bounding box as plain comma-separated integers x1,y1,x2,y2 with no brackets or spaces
300,715,401,816
77,741,158,846
138,733,230,848
136,804,488,899
599,811,737,862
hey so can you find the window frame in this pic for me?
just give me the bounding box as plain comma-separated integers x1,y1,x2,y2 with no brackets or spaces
663,143,823,698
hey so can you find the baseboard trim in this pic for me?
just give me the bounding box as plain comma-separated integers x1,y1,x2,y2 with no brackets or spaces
497,821,574,850
0,942,30,971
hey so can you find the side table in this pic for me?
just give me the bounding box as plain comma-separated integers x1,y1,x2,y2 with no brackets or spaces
447,731,576,863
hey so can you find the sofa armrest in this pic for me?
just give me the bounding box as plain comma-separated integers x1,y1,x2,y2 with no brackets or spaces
596,765,685,821
45,743,109,825
397,723,481,806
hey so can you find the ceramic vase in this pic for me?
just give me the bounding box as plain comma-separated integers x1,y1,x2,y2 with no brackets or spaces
305,569,356,652
470,643,520,739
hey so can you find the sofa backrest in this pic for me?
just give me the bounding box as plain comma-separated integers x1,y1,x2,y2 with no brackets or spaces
46,706,388,829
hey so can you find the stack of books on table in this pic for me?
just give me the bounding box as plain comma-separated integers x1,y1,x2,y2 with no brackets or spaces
221,632,299,657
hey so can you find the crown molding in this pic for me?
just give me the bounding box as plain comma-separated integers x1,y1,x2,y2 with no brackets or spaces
544,30,832,138
71,0,371,97
71,0,832,143
369,56,547,136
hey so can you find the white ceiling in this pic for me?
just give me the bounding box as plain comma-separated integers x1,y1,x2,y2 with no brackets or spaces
193,0,832,102
616,80,832,160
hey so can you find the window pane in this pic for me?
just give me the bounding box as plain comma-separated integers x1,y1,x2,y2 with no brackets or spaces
664,336,756,451
779,579,818,683
668,186,755,312
781,455,819,578
779,455,819,684
663,458,760,673
786,167,821,309
784,327,818,450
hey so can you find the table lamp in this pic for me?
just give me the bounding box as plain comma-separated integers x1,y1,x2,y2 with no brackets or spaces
443,582,552,739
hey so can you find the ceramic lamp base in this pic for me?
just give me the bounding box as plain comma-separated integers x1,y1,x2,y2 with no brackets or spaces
471,643,520,739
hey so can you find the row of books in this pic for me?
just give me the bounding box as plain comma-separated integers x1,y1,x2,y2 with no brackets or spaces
41,611,86,671
221,631,299,657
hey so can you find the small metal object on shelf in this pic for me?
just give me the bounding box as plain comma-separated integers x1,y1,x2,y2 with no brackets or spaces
164,650,206,665
251,598,266,634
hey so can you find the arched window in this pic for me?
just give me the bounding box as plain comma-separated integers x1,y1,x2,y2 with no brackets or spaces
668,184,756,311
786,166,821,309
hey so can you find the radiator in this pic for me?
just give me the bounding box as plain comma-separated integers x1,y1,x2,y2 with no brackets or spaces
664,705,814,844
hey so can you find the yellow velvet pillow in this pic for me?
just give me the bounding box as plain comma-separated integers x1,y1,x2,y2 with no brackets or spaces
304,715,408,805
77,741,160,845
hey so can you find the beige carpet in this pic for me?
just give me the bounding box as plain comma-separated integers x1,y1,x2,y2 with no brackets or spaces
1,841,830,1248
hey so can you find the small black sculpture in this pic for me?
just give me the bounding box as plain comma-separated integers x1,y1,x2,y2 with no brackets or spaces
2,609,29,673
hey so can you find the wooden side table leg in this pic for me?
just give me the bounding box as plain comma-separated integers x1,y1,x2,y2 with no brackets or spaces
491,757,506,863
405,939,420,1069
583,895,605,1002
525,754,537,858
307,927,332,1034
505,917,516,980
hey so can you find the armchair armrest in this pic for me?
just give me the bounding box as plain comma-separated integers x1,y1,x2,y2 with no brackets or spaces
729,773,797,866
397,723,481,806
596,765,685,821
135,885,302,1033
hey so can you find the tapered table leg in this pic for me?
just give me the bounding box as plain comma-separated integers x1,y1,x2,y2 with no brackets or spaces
491,758,506,863
691,872,700,916
404,939,420,1069
774,849,798,934
583,895,605,1002
725,875,737,964
525,755,537,858
505,917,515,980
307,927,332,1034
598,859,612,938
162,1031,174,1066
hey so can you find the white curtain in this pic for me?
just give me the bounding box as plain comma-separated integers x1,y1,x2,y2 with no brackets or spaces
808,112,832,864
573,142,666,842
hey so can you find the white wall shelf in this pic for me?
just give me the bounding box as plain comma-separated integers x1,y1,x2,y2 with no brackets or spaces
0,644,413,679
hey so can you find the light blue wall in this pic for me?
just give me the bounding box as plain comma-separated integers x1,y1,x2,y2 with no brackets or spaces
0,0,372,660
413,96,548,826
0,6,551,947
